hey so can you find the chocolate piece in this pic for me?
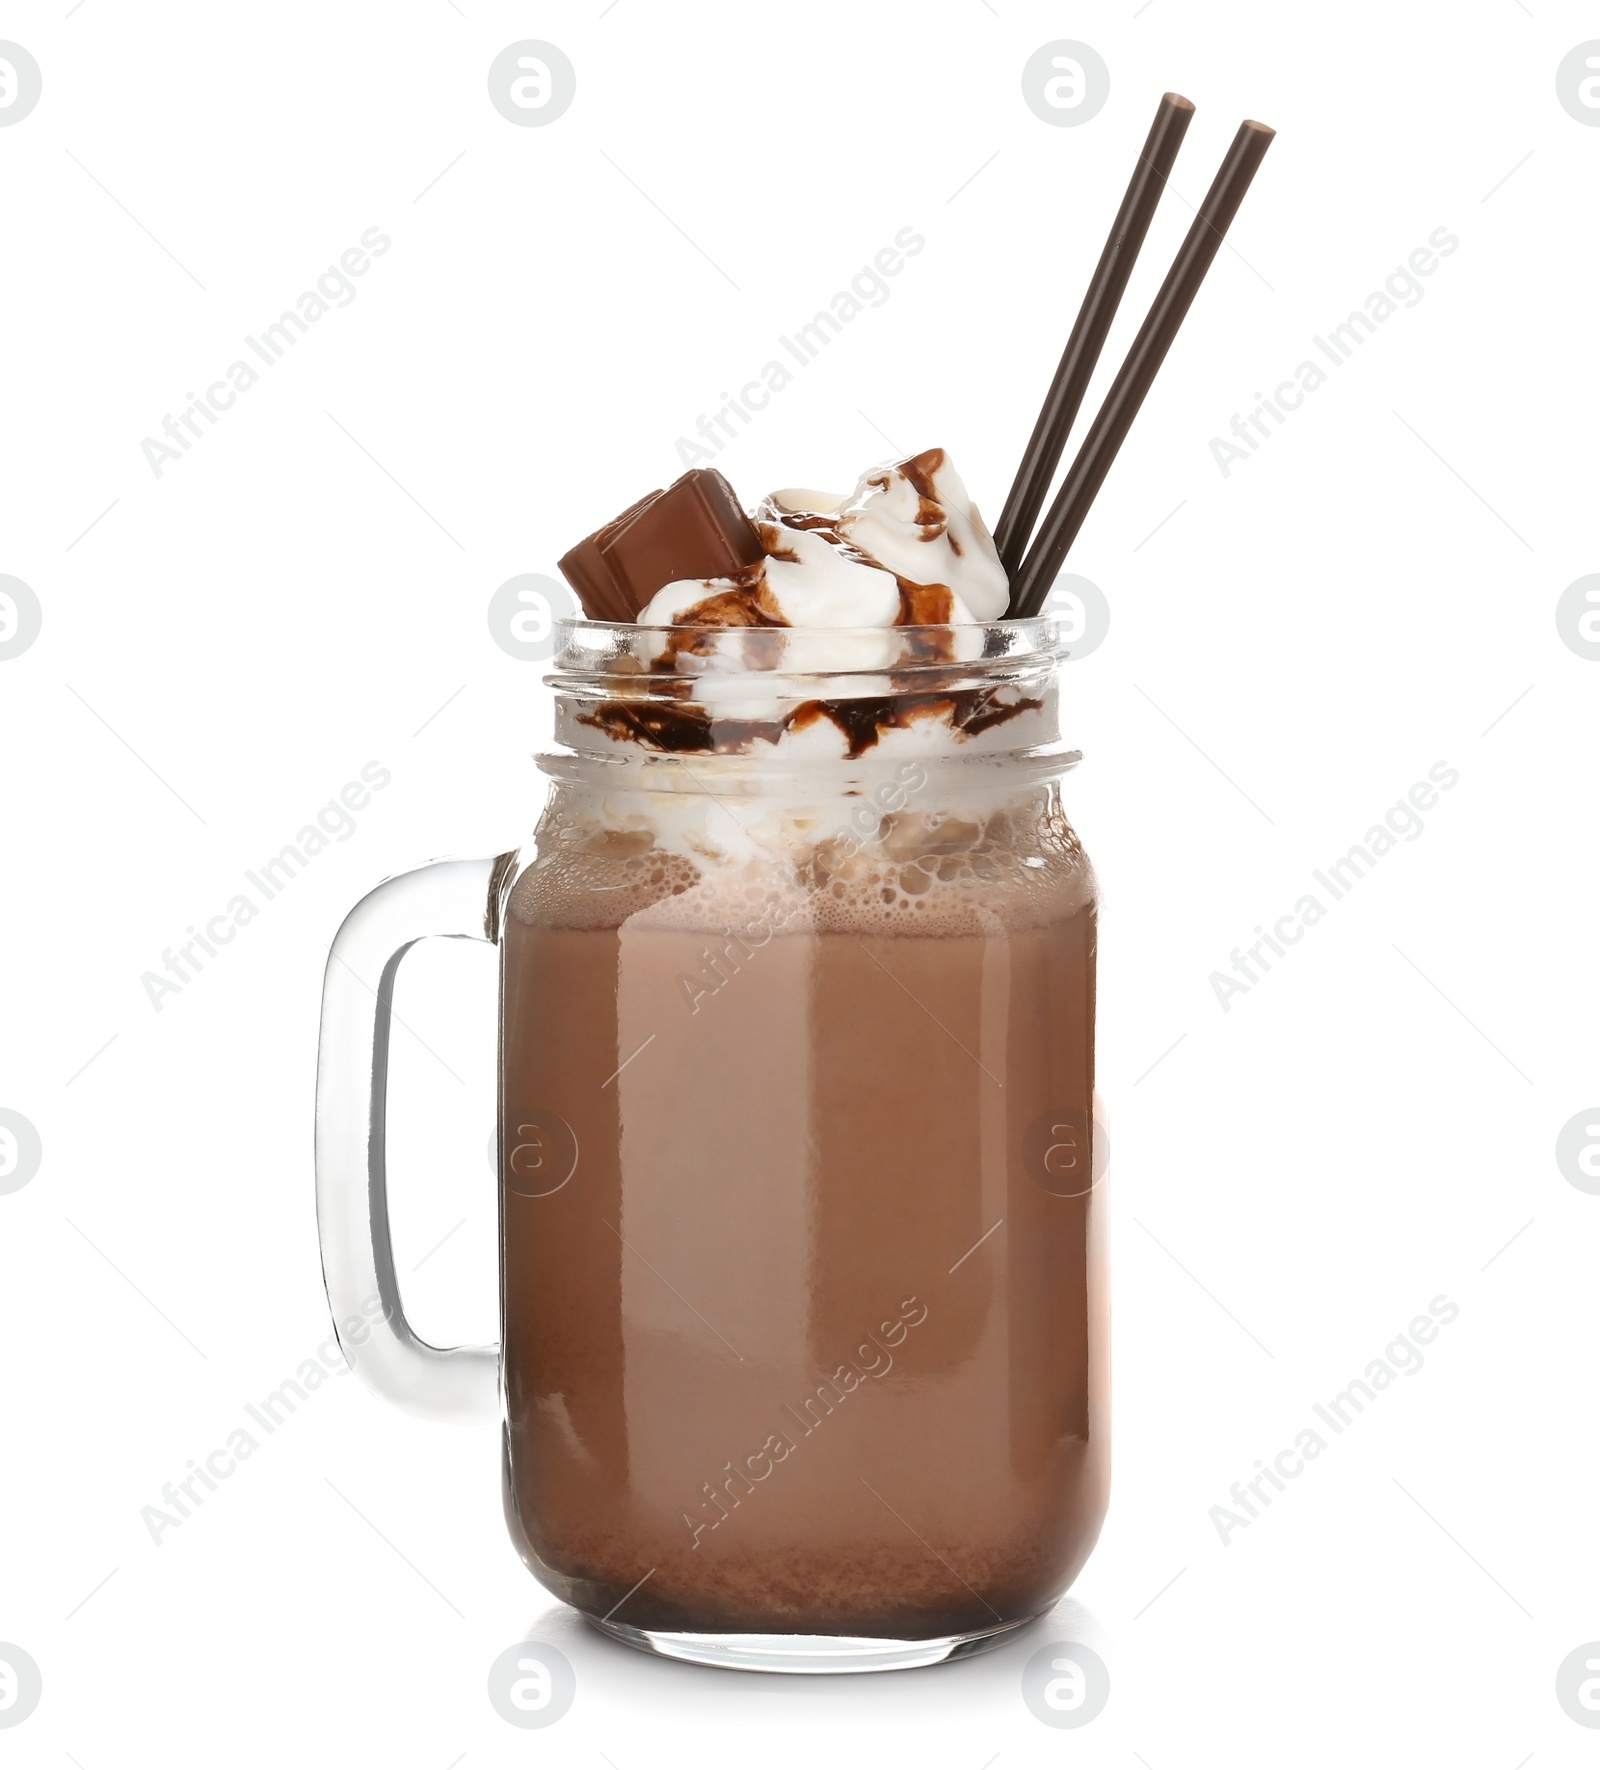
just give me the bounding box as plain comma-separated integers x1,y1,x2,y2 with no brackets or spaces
559,469,764,623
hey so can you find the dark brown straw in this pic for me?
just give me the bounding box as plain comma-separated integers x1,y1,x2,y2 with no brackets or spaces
1009,119,1276,618
993,92,1195,580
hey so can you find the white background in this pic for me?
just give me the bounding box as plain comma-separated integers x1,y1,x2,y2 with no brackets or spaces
2,0,1598,1763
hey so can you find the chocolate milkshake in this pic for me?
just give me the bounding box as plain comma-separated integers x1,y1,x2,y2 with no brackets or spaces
497,450,1107,1649
317,88,1277,1671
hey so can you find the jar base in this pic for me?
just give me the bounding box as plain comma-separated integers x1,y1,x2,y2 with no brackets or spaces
586,1612,1037,1675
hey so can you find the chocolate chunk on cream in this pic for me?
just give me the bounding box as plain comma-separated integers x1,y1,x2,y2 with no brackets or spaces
558,468,764,624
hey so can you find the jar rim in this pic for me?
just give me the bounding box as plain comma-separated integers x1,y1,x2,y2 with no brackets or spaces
552,611,1063,641
546,614,1068,683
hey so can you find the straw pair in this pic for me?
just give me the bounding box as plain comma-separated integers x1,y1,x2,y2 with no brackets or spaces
1001,98,1275,618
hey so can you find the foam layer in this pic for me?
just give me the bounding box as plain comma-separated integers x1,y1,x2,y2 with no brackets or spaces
508,788,1094,936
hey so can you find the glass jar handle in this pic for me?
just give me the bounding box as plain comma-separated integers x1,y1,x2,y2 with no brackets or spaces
315,855,510,1421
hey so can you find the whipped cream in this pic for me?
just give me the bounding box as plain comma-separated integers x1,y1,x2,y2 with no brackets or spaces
565,447,1057,764
635,447,1008,633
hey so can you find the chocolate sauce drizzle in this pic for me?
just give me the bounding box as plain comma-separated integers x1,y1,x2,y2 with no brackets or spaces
579,687,1042,762
879,445,961,554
